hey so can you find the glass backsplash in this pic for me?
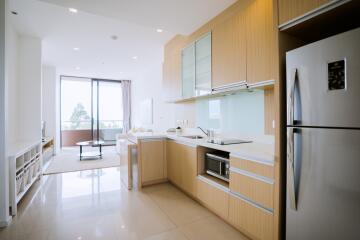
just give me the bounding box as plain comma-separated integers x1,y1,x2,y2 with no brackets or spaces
196,90,264,135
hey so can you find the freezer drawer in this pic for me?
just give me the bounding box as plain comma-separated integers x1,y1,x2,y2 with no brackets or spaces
286,28,360,128
286,127,360,240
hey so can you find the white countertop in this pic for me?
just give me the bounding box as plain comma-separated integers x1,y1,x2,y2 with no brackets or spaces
129,132,275,165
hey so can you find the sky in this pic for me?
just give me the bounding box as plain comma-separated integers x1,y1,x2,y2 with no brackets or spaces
61,77,123,123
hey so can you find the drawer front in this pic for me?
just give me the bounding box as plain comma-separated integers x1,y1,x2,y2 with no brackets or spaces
229,194,273,240
197,178,229,220
230,169,273,210
230,156,273,179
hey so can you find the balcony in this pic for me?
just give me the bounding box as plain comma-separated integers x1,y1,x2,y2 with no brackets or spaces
61,120,123,147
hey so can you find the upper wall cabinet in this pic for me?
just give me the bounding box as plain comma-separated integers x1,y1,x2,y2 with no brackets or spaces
212,5,247,90
195,33,212,96
182,33,212,98
163,0,277,101
278,0,330,25
163,36,187,101
182,43,196,98
246,0,277,85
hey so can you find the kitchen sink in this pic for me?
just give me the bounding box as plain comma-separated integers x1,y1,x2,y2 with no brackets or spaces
181,135,204,139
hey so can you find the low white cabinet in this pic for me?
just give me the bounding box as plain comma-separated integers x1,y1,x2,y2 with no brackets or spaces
9,141,42,215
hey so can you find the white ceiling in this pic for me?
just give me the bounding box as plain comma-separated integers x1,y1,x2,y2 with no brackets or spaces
9,0,236,80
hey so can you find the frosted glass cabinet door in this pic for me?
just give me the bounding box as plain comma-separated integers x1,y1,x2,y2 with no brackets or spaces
182,43,195,98
195,32,212,96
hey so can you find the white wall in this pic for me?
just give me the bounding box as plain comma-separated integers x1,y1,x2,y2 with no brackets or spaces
17,36,42,142
0,0,11,226
0,17,43,225
55,71,61,152
131,55,198,132
42,65,56,140
131,62,175,132
7,23,19,145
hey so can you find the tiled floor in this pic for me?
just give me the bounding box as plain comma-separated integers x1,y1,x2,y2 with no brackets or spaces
0,167,248,240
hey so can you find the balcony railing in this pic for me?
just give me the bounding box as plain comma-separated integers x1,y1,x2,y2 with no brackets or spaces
61,120,123,146
61,120,123,130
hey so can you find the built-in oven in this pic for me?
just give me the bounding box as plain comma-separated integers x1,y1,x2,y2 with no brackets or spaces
205,152,230,182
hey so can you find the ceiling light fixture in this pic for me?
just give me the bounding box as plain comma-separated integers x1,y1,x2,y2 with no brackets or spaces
75,66,80,70
69,8,78,13
156,29,163,33
73,47,80,51
132,56,138,60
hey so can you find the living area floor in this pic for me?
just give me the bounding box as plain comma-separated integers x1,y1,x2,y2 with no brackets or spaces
0,167,248,240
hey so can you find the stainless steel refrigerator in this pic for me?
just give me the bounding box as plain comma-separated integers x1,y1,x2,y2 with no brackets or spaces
286,28,360,240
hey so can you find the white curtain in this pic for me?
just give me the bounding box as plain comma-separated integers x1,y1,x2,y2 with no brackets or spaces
121,80,131,133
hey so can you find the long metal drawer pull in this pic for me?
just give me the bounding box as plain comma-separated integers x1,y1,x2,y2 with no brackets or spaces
287,127,297,210
229,167,274,185
197,175,229,193
230,192,273,214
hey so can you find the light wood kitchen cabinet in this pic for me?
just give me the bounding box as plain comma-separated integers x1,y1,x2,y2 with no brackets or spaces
166,140,197,197
278,0,331,25
231,156,274,179
229,194,273,240
197,177,229,220
245,0,277,85
138,139,166,186
230,170,274,210
212,5,247,89
167,140,182,185
163,35,187,101
181,144,197,196
230,156,274,210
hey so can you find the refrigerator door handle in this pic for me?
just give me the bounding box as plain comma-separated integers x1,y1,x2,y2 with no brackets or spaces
287,69,298,125
287,127,297,210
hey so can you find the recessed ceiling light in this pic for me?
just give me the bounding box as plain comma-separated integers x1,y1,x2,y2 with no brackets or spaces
132,56,138,60
156,29,163,33
69,8,78,13
75,66,80,70
73,47,80,51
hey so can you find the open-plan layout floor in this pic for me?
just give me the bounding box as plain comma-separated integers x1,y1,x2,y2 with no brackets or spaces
0,167,248,240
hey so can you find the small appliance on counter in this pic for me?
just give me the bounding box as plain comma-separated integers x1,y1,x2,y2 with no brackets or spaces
175,127,182,136
205,151,230,182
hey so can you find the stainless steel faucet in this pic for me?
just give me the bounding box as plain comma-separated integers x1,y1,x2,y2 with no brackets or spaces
198,127,215,143
197,126,209,137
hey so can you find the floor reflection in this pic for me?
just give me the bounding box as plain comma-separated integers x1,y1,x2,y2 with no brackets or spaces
0,166,248,240
60,168,121,199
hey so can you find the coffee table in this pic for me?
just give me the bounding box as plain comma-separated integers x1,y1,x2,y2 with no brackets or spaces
76,140,105,160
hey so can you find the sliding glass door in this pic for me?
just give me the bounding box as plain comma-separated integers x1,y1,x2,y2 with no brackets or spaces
92,80,123,144
61,77,92,147
61,76,123,147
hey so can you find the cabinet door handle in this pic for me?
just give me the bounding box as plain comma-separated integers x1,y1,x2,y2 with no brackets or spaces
287,127,297,210
287,69,298,125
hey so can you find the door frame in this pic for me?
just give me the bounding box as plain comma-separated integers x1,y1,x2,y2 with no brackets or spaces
60,75,123,148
